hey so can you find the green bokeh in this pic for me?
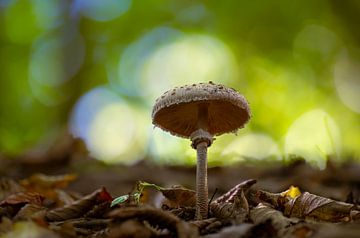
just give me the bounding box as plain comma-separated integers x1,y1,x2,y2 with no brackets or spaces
0,0,359,165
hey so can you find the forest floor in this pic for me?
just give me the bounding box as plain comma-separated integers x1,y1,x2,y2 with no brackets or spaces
0,136,360,238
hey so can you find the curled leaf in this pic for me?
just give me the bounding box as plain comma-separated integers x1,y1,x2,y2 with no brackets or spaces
210,190,249,224
251,203,296,229
214,179,257,204
13,204,46,221
45,187,112,222
284,191,357,222
161,185,196,208
133,181,196,208
0,192,44,207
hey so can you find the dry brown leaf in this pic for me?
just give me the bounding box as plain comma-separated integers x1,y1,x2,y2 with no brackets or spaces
256,190,290,210
213,179,257,204
108,206,198,238
250,203,299,229
20,174,77,190
0,178,25,201
0,192,44,207
250,203,313,238
210,190,249,224
13,204,47,221
209,180,256,224
108,220,154,238
161,185,196,208
45,187,112,222
284,192,357,222
20,174,77,204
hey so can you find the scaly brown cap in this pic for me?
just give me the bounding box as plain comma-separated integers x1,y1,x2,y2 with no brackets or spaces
152,82,251,138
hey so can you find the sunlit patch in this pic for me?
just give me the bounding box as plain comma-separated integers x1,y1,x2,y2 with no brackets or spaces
70,87,148,164
334,51,360,113
29,33,85,106
221,133,282,163
115,27,183,97
149,129,195,165
293,24,341,62
284,109,342,169
73,0,131,22
140,34,239,102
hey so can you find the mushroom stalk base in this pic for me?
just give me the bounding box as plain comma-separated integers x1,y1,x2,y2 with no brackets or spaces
195,141,208,220
191,129,213,220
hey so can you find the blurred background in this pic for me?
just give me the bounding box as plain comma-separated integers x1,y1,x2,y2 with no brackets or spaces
0,0,359,169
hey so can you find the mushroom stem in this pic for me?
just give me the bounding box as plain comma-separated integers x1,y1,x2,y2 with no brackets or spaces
195,141,208,220
193,103,211,220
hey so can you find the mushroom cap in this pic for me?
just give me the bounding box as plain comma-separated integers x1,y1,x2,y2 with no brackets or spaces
152,82,251,138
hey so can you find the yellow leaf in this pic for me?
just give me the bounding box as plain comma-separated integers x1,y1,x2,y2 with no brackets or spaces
281,186,301,199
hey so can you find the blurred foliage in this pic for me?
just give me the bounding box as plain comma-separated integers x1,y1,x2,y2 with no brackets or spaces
0,0,359,167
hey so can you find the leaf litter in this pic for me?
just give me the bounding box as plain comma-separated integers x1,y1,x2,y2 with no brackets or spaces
1,140,360,237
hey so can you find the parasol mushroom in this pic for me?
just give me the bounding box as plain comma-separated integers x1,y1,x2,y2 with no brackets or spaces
152,82,250,220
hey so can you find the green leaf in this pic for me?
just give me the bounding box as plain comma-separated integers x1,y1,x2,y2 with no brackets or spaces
110,194,129,207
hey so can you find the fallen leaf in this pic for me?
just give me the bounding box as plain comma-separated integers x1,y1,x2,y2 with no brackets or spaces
161,185,196,208
281,186,301,199
210,190,249,224
13,204,46,221
20,174,77,204
213,179,257,204
0,192,44,207
20,174,77,190
45,187,112,222
284,191,357,222
109,206,199,238
0,178,25,201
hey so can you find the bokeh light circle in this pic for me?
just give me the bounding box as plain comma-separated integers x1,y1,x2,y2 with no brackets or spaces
222,133,282,162
334,52,360,113
70,87,148,164
74,0,131,22
140,34,239,101
116,27,183,97
293,24,341,62
116,28,239,102
284,109,342,169
32,0,67,30
149,128,194,165
30,34,85,87
29,33,85,106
